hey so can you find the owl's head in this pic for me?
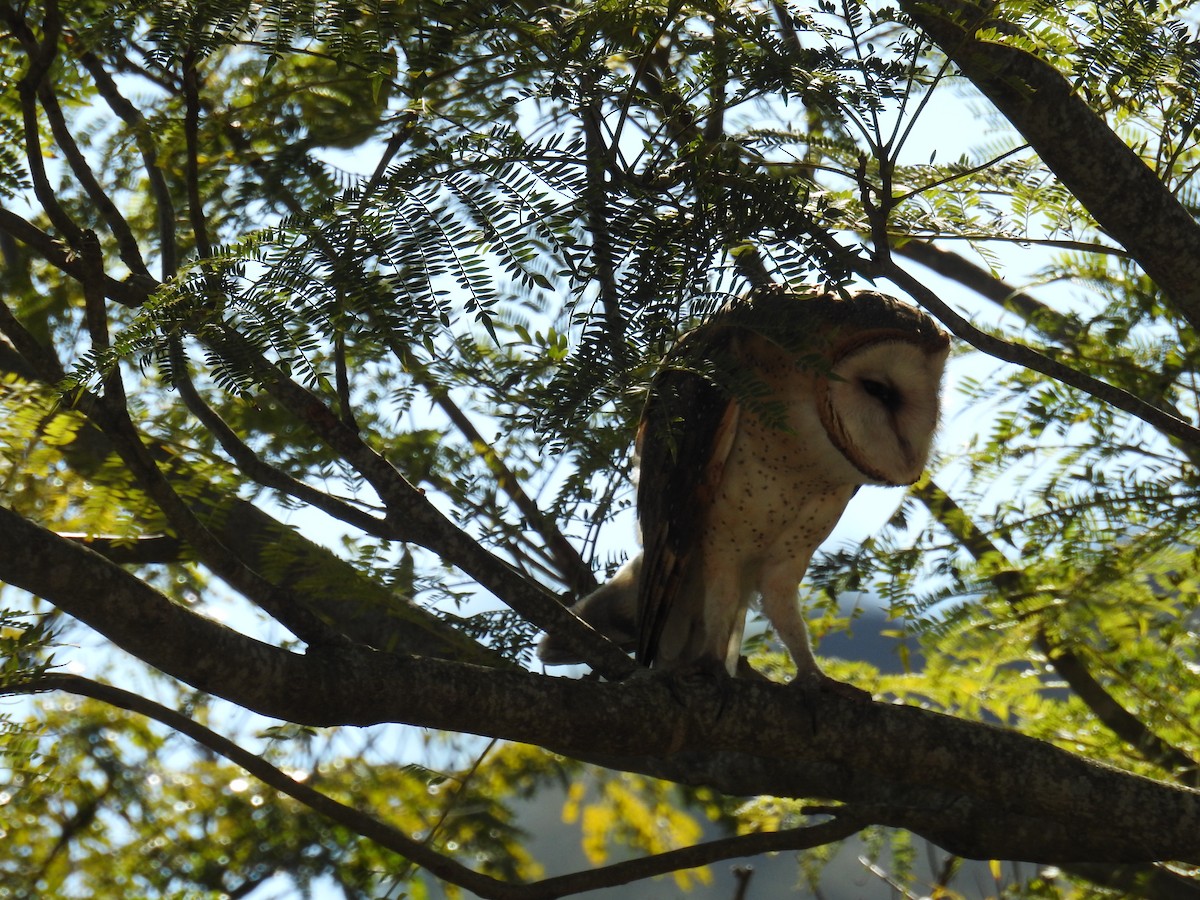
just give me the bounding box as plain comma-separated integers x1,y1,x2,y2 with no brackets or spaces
814,291,950,485
731,288,951,486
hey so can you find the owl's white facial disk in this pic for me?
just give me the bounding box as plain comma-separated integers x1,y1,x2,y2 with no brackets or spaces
823,339,948,485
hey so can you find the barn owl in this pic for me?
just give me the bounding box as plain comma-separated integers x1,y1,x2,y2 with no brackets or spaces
539,288,950,684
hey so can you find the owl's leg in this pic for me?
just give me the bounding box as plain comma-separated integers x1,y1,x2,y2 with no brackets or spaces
659,557,747,676
760,564,872,699
757,564,822,679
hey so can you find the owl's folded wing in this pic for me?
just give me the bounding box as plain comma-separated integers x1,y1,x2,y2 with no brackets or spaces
635,329,741,667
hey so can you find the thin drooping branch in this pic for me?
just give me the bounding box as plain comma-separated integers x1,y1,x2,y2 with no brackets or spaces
76,48,178,282
879,261,1200,449
11,674,523,900
426,383,599,597
911,478,1199,786
2,502,1198,867
35,72,152,280
525,816,866,899
393,342,598,596
7,2,81,245
893,240,1083,343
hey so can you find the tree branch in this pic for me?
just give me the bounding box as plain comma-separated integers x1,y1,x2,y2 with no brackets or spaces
34,71,152,279
6,673,870,900
203,326,633,675
181,49,212,264
204,129,621,667
899,0,1200,332
0,205,151,307
580,93,628,363
2,502,1197,867
6,1,81,244
893,240,1082,343
10,674,524,899
76,48,177,281
878,261,1200,449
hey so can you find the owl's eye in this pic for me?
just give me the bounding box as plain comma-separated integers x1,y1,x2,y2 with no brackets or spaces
860,378,902,411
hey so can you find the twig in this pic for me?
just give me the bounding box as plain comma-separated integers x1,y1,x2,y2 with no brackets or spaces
77,49,177,281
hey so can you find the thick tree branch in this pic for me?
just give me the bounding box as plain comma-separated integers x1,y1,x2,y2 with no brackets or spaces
56,533,185,565
1062,863,1200,900
2,502,1197,867
900,0,1200,332
195,498,505,665
4,674,869,900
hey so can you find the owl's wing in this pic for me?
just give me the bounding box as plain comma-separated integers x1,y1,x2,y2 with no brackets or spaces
635,328,741,667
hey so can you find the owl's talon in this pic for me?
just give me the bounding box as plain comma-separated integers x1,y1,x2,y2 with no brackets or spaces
788,670,873,702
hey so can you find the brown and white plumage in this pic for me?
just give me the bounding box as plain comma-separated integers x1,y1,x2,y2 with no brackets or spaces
539,289,950,682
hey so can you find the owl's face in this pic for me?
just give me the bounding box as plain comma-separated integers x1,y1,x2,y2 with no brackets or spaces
728,291,950,489
820,335,949,485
